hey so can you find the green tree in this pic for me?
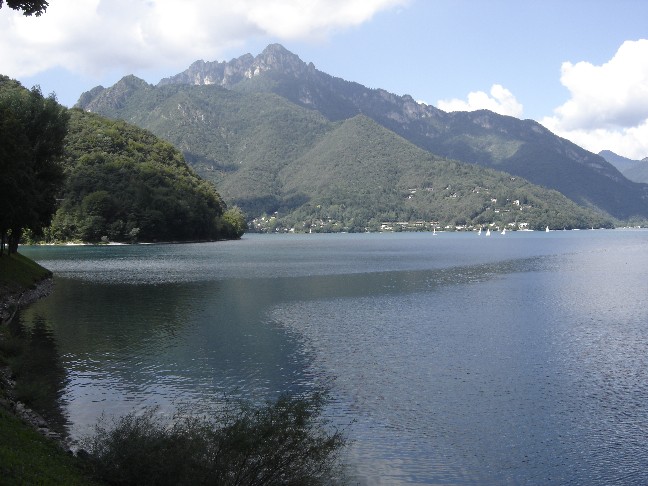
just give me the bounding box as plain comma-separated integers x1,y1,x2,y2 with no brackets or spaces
0,97,30,254
47,109,238,244
222,206,247,239
0,78,69,254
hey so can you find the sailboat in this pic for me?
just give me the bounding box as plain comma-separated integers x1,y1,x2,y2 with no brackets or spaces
501,228,506,235
545,226,550,232
478,227,482,236
433,227,437,236
486,228,491,236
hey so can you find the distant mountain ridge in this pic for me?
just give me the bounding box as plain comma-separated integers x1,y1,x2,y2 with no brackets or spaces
77,44,648,221
599,150,648,184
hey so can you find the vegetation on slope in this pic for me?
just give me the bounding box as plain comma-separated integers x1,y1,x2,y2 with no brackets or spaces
80,80,333,217
0,252,51,298
274,116,612,232
0,406,99,486
224,45,648,220
82,393,346,486
2,75,245,245
47,109,245,243
77,78,613,232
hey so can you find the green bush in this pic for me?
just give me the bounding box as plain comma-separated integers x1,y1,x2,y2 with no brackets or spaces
82,392,347,485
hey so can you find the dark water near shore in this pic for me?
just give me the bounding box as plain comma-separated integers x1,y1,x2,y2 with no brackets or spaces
19,230,648,484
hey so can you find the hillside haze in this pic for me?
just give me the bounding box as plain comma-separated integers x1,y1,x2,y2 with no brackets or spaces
77,44,647,228
600,150,648,184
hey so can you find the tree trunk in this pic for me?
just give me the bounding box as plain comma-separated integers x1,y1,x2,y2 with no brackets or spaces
8,229,21,254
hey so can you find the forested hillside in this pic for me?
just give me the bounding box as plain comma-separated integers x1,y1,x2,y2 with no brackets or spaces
272,115,610,232
48,109,245,243
141,44,648,221
76,77,612,232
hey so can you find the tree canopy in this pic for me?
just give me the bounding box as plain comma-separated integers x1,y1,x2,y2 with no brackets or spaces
48,109,245,243
0,76,69,254
1,77,244,249
0,0,48,16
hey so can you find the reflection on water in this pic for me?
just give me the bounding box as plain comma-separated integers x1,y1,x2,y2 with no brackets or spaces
23,277,315,436
7,314,69,435
19,231,648,484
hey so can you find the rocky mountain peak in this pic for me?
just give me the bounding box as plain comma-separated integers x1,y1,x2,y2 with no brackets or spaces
77,75,150,111
157,44,308,88
255,43,307,75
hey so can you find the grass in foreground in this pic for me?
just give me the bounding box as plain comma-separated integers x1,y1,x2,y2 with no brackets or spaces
0,405,101,485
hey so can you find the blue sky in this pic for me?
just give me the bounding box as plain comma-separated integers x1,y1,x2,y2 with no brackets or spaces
2,0,648,159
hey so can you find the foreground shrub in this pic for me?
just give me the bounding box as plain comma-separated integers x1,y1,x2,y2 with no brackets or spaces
82,392,347,485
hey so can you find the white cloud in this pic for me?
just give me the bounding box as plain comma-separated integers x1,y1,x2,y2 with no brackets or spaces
436,84,524,118
541,39,648,160
244,0,405,40
0,0,408,78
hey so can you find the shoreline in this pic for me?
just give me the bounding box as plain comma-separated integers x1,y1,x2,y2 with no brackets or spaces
20,235,242,249
0,274,72,451
0,276,54,326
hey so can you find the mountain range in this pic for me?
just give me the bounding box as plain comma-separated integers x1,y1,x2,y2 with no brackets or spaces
76,44,648,228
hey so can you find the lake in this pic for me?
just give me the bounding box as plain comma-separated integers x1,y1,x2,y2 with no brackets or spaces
18,230,648,484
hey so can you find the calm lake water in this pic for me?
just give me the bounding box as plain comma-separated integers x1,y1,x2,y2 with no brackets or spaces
18,230,648,485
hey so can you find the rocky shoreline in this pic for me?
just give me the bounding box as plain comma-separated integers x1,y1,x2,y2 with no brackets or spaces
0,276,54,325
0,368,68,446
0,277,71,451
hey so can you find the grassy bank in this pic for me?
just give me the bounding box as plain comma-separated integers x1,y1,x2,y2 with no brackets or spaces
0,252,52,298
0,405,101,485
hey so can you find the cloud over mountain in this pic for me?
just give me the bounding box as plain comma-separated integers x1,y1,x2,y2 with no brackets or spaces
541,39,648,159
436,84,524,118
0,0,407,78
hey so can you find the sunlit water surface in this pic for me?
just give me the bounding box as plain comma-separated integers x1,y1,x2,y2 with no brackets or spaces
19,231,648,484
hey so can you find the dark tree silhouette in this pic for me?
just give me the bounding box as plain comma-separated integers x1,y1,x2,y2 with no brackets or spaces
0,0,48,16
0,77,69,255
